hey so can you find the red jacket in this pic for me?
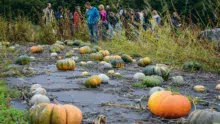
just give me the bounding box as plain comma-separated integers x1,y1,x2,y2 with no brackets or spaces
74,11,82,26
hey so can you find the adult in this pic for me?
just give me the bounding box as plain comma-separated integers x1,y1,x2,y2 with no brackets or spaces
55,6,63,21
85,2,100,43
74,6,82,33
98,4,109,40
171,12,181,28
43,3,54,24
151,10,161,31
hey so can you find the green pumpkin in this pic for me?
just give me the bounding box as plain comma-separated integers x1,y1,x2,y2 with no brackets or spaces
110,58,125,68
65,50,74,58
91,48,98,53
55,40,64,45
142,76,163,87
50,45,61,53
73,40,82,46
90,52,104,61
121,54,133,63
92,46,102,51
16,56,30,65
148,86,165,97
188,109,220,124
143,64,170,81
79,43,91,47
66,40,74,46
183,62,202,71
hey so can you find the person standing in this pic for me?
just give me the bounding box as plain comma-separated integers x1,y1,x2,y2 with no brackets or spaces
74,6,82,33
43,3,54,24
171,12,181,28
85,2,100,43
98,4,108,40
151,10,161,31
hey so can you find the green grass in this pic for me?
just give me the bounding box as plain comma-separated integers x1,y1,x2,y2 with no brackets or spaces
99,23,220,73
0,80,28,124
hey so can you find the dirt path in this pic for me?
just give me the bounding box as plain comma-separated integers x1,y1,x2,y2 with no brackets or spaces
4,44,220,124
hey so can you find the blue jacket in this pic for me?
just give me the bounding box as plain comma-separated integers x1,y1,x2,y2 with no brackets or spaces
86,7,100,24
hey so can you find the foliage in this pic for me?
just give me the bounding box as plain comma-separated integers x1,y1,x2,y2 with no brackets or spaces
0,80,28,124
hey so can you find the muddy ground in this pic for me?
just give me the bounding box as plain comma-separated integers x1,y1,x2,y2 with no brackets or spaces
3,43,220,124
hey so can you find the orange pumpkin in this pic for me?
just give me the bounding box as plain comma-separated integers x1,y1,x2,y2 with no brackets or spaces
148,91,191,118
54,44,65,50
30,46,44,53
58,56,62,60
99,50,110,57
79,46,92,54
84,75,102,88
30,103,82,124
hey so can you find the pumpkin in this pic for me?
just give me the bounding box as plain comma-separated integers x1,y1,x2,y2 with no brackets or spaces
30,84,42,92
99,50,110,57
133,72,146,81
142,76,163,87
79,43,91,47
67,41,74,46
79,46,92,54
113,72,122,77
143,64,170,81
1,41,10,46
103,63,113,69
138,57,151,67
171,76,185,86
71,56,79,62
90,52,104,61
91,48,98,53
98,74,110,84
93,46,102,51
51,53,58,57
56,59,76,71
65,50,74,58
110,58,125,68
15,55,30,65
30,103,82,124
29,94,50,106
103,55,121,62
73,40,82,46
30,56,36,61
183,62,202,71
193,85,206,92
148,91,191,118
108,70,115,75
188,109,220,124
87,61,94,65
99,61,107,65
8,46,16,52
55,40,64,45
148,87,165,97
84,75,102,88
121,54,133,63
82,71,89,77
58,56,62,60
216,84,220,90
80,61,87,66
32,87,47,95
50,45,61,53
54,44,65,50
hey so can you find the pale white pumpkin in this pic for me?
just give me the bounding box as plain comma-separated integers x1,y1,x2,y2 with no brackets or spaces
148,87,165,97
51,53,58,57
108,70,115,75
98,74,110,84
30,84,42,93
82,71,89,76
193,85,206,92
216,84,220,91
133,72,145,81
103,63,113,69
171,76,184,85
32,87,47,95
29,94,50,106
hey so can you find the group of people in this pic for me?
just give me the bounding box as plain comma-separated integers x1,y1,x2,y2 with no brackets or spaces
43,2,182,43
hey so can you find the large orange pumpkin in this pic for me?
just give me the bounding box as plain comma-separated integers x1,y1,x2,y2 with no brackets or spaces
30,46,44,53
30,103,82,124
148,91,191,118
